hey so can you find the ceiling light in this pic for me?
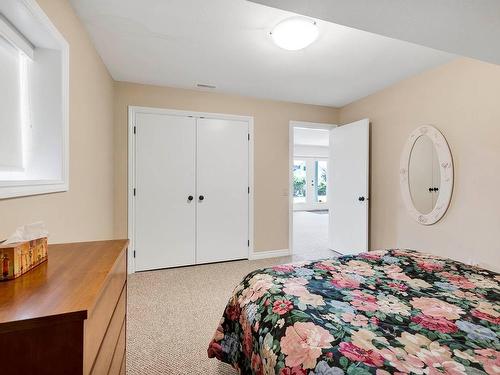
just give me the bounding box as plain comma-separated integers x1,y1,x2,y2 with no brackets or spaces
270,17,319,51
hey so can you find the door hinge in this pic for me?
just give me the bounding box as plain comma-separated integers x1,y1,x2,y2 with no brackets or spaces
133,250,136,258
133,188,136,196
248,133,250,141
248,186,250,194
133,126,136,134
248,240,250,247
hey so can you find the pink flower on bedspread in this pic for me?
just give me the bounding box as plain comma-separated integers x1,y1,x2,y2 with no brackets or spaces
439,272,476,289
360,250,386,260
273,264,296,272
471,309,500,324
280,322,334,369
350,290,378,312
279,366,307,375
338,342,384,367
251,352,264,375
314,261,339,272
225,303,241,321
379,346,424,374
410,297,464,320
207,342,223,360
417,261,444,272
411,314,458,333
330,272,360,289
416,342,467,375
283,278,309,297
387,282,409,292
474,349,500,375
239,274,274,306
273,300,294,315
341,313,369,327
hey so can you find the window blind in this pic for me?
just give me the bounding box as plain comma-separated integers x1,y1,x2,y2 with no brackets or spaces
0,35,23,170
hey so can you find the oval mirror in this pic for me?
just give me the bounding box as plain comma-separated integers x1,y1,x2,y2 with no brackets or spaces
400,125,453,225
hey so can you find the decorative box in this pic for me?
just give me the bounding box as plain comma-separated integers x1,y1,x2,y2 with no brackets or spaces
0,237,48,281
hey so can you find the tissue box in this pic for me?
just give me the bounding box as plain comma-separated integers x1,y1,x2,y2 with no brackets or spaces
0,237,48,281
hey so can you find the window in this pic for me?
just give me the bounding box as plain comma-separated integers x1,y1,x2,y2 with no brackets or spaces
0,35,24,172
0,2,69,199
314,160,327,203
292,158,328,208
293,160,307,203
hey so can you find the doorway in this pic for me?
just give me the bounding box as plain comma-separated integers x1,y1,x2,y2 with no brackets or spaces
289,121,335,258
289,119,370,258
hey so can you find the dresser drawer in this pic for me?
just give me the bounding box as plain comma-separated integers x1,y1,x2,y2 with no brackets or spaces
90,283,126,374
120,356,126,375
84,248,127,374
108,318,126,375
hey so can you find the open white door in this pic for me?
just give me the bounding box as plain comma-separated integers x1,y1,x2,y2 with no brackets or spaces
328,119,369,255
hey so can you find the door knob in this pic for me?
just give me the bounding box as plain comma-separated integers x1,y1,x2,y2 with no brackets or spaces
188,195,194,201
199,195,205,201
358,196,365,202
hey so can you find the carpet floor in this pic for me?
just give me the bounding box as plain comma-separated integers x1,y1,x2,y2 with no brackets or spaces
293,210,329,254
126,250,337,374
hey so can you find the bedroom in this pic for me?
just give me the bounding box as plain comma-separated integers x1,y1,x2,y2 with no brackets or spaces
0,0,498,374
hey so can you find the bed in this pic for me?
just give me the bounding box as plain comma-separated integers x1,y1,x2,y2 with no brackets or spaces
208,249,499,375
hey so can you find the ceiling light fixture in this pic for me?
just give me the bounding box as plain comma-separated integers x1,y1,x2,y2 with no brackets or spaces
270,17,319,51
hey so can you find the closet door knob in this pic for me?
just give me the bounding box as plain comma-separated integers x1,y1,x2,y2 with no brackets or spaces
358,196,365,202
188,195,194,201
199,195,205,201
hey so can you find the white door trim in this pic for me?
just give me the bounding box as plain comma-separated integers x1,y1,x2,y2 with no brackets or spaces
128,106,254,274
289,121,337,256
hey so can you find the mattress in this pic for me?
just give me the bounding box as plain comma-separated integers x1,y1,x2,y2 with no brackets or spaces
208,249,499,374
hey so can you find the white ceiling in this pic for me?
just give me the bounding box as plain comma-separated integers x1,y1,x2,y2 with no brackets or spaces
250,0,500,66
294,128,329,146
69,0,455,107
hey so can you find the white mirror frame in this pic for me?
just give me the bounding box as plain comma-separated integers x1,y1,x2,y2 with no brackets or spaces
400,125,453,225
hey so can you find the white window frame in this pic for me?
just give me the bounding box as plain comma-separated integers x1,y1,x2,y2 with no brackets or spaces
0,14,34,59
0,0,69,199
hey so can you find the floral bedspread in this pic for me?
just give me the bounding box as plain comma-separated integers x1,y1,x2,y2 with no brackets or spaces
208,249,500,375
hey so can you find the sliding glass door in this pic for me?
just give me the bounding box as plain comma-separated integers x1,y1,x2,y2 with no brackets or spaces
293,158,328,210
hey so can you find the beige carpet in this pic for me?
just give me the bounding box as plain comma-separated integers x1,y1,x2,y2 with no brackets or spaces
293,211,329,254
126,250,336,374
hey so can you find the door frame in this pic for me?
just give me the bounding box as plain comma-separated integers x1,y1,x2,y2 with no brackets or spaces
289,121,337,255
128,106,254,274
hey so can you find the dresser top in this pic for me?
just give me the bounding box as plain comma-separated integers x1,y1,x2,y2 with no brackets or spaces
0,240,128,329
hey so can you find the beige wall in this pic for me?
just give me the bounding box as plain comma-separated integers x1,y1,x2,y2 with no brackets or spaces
339,58,500,270
0,0,115,243
2,1,498,269
113,82,339,251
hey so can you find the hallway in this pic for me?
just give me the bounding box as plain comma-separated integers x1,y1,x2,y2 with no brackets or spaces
293,210,336,259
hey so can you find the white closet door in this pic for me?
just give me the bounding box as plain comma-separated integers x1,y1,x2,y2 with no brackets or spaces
135,113,196,271
196,118,249,264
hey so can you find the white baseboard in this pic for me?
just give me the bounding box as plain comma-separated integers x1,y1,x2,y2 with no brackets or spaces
249,249,290,260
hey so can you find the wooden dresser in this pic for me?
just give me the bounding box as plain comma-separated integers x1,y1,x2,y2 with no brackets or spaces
0,240,128,375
